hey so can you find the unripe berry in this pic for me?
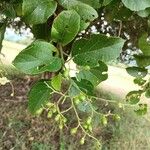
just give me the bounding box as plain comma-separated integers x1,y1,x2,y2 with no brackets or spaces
88,125,92,132
84,66,90,70
79,94,86,101
59,123,63,130
118,103,123,108
63,69,69,78
83,124,88,129
55,114,60,122
74,97,80,105
86,117,92,125
47,111,53,118
70,127,77,135
35,108,43,116
52,107,57,113
114,114,121,121
80,137,85,145
46,102,53,108
101,116,107,126
63,117,67,123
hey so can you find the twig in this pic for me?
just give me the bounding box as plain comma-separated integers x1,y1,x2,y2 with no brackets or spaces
118,21,122,37
71,98,101,146
91,95,135,107
58,44,64,63
61,106,73,114
9,81,15,97
4,99,27,103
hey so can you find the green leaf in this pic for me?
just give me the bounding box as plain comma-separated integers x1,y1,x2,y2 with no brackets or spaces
59,0,102,9
126,91,142,105
69,78,94,97
145,88,150,98
134,78,146,86
77,61,108,86
14,2,23,16
126,67,148,78
134,104,147,115
0,22,6,53
72,34,125,66
28,80,52,114
51,10,80,46
22,0,57,24
13,40,62,75
80,0,101,8
74,79,94,96
3,4,16,18
138,33,150,56
114,6,133,21
134,55,150,67
121,0,150,11
104,1,121,22
77,101,92,113
58,0,77,8
32,23,51,40
69,84,80,98
51,73,62,91
58,0,98,30
137,8,150,17
105,1,133,22
103,0,113,6
68,2,98,31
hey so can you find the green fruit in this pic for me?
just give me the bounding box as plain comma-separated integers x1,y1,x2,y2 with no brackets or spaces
74,97,80,105
86,117,92,125
46,102,53,108
35,108,43,116
47,111,53,118
118,103,123,108
55,114,60,122
63,69,69,78
52,107,57,113
84,66,90,70
59,123,63,130
79,94,86,101
83,124,88,129
88,125,92,132
114,114,121,121
70,127,77,135
63,117,67,123
101,116,107,126
80,137,85,145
